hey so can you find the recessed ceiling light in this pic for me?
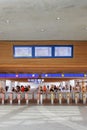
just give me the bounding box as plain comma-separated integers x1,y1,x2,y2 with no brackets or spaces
56,17,60,20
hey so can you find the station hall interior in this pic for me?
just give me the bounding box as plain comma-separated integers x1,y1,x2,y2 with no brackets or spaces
0,1,87,130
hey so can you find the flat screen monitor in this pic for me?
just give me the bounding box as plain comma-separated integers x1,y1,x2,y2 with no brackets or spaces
13,45,73,58
54,46,73,58
35,46,52,58
13,46,32,58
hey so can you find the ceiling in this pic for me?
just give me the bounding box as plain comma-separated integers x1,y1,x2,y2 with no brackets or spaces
0,0,87,40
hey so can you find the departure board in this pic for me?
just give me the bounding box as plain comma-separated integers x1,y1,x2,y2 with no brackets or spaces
13,46,32,58
54,46,72,57
35,46,52,57
13,45,73,58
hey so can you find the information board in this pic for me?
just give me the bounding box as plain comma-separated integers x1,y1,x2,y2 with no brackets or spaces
35,46,52,57
13,45,73,58
13,46,32,58
54,46,72,57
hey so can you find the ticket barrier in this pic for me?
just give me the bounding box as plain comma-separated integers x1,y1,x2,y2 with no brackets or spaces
58,93,62,104
51,92,54,105
25,93,29,105
1,92,87,105
1,93,5,105
37,91,43,105
17,93,21,105
66,92,70,104
75,93,79,104
40,93,43,104
9,93,13,105
82,93,86,104
37,92,40,104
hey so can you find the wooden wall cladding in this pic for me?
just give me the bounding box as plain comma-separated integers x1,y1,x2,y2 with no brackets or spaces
0,40,87,73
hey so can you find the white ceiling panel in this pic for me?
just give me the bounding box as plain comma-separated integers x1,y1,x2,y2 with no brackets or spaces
0,0,87,40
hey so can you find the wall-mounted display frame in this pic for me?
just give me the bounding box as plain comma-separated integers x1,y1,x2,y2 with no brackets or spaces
13,46,32,58
13,45,73,58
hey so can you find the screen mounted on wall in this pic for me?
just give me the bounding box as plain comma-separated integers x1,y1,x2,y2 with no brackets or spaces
13,46,32,58
54,46,73,58
13,45,73,58
35,46,52,58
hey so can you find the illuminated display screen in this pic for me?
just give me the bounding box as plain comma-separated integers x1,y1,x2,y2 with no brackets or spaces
35,46,52,57
54,46,72,57
13,45,73,58
13,46,32,58
28,79,44,84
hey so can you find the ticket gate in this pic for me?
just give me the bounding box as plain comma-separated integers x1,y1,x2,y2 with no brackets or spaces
40,93,43,104
58,93,62,104
9,93,13,105
17,93,21,105
25,93,29,105
82,93,86,104
51,92,54,105
66,92,70,104
1,93,5,105
37,92,40,104
75,93,79,104
0,91,87,105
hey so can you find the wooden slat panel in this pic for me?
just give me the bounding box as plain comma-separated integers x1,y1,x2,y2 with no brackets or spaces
0,40,87,73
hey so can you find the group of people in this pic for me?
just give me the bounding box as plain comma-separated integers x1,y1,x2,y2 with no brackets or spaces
39,84,71,93
4,85,31,93
0,83,87,94
38,84,87,94
12,85,31,92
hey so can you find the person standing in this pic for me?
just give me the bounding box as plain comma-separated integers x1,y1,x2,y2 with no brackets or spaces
0,85,5,94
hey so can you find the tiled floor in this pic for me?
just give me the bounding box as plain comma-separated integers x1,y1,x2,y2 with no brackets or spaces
0,105,87,130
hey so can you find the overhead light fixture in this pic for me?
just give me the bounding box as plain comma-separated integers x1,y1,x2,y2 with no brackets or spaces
45,74,48,77
32,74,35,77
16,74,18,78
41,29,45,32
56,17,60,20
